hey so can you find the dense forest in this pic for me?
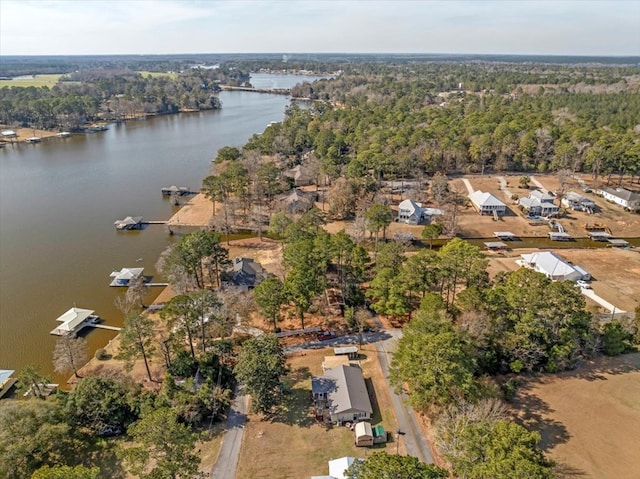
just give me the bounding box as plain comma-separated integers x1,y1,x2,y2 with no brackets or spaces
251,64,640,181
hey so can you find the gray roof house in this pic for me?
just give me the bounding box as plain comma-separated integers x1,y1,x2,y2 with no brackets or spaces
599,187,640,212
469,190,506,215
518,190,559,217
397,199,444,225
312,365,373,424
281,188,316,214
225,257,265,290
285,164,315,186
561,192,596,212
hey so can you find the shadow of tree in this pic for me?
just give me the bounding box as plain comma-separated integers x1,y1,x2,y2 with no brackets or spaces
83,438,127,479
554,461,590,479
268,366,314,427
513,386,571,451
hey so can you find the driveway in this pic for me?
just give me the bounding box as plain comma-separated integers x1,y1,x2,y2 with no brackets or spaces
581,288,626,314
210,390,248,479
376,336,435,463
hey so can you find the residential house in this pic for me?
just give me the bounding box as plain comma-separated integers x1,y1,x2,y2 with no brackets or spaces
561,192,596,212
599,187,640,212
285,164,315,186
469,190,506,216
518,190,559,217
396,199,444,225
280,188,316,214
518,252,583,282
312,365,373,424
224,257,265,291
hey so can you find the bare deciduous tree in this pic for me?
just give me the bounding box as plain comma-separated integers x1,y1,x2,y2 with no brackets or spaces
53,336,88,378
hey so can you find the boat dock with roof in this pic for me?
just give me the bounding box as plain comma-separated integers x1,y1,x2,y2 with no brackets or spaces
0,370,17,399
50,307,121,336
114,216,166,230
493,231,518,241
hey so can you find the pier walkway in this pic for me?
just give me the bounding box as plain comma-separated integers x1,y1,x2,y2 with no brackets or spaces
92,324,122,332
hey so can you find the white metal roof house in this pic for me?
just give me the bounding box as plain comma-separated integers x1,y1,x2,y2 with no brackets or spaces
469,191,506,215
312,365,373,424
599,187,640,212
396,199,443,225
518,252,583,282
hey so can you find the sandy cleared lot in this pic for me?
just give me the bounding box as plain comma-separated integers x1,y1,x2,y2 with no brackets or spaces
513,353,640,479
460,174,640,239
486,247,640,314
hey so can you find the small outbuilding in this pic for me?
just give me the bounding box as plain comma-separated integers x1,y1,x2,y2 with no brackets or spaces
334,346,359,359
354,421,374,447
373,425,387,444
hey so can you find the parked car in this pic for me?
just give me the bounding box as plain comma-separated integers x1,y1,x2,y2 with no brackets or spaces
317,331,336,341
576,280,591,289
98,425,123,437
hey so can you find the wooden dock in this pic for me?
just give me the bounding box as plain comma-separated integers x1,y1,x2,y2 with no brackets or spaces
142,220,167,225
144,282,169,287
92,324,121,331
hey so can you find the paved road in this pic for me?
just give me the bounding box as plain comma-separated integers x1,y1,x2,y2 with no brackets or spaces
376,336,435,463
210,391,248,479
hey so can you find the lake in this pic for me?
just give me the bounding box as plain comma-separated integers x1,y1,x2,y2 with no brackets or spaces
0,73,318,381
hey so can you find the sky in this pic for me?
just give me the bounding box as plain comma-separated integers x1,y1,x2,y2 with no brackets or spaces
1,0,639,57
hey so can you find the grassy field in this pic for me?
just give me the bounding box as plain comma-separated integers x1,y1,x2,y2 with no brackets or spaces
235,347,400,479
138,71,178,79
513,352,640,479
0,74,64,88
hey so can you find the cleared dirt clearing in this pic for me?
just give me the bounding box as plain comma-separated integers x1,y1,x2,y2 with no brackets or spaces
513,353,640,479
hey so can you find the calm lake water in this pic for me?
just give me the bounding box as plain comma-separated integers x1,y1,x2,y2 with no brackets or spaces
0,73,318,381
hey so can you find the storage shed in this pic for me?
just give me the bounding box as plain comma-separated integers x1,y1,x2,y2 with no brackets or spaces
354,421,374,447
373,425,387,444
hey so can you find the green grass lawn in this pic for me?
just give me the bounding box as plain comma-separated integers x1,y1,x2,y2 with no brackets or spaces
0,74,64,88
138,71,178,79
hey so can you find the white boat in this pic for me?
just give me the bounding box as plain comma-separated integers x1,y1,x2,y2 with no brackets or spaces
25,137,41,143
56,131,71,138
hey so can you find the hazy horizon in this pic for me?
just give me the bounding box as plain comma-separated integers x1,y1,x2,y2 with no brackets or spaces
1,0,639,57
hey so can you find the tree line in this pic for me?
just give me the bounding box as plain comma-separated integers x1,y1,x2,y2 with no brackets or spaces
0,67,242,131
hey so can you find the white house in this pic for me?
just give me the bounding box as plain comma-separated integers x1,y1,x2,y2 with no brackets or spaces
518,252,583,282
561,192,595,212
599,187,640,212
397,199,444,225
518,190,559,217
469,191,506,216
